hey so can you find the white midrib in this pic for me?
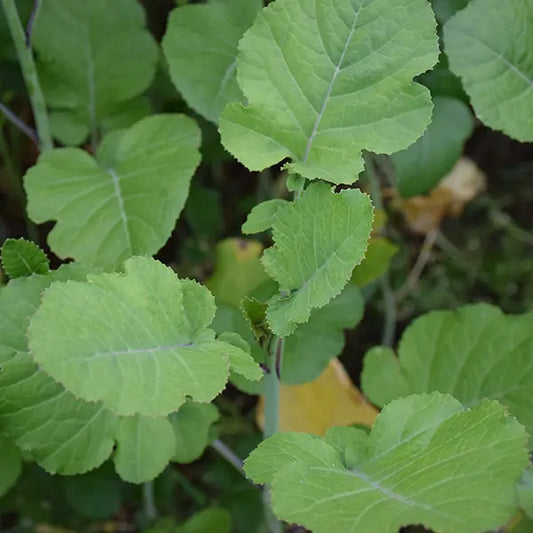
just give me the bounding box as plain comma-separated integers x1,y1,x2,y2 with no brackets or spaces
108,168,132,253
303,11,360,162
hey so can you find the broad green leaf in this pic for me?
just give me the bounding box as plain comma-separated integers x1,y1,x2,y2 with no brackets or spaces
220,0,439,185
518,467,533,518
0,437,22,497
24,114,201,269
262,182,373,337
0,266,118,475
392,97,474,197
169,402,219,463
178,507,232,533
361,304,533,435
49,97,151,147
206,239,269,307
242,199,289,235
282,284,364,384
162,0,262,123
28,256,261,417
1,238,49,279
33,0,158,144
245,393,529,533
351,237,398,287
443,0,533,142
64,464,122,519
114,416,175,483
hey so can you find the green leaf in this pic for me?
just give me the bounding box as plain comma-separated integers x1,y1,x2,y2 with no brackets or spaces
0,266,118,475
24,114,201,269
28,256,260,417
114,416,175,483
1,238,49,279
206,239,269,307
443,0,533,142
0,437,22,497
178,507,232,533
392,97,474,197
169,402,219,463
361,304,533,435
282,284,364,384
220,0,439,184
262,182,373,337
518,466,533,518
242,199,289,235
430,0,469,24
351,237,398,287
245,393,529,533
162,0,262,123
33,0,158,144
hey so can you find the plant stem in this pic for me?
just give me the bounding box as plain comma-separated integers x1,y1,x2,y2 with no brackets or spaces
0,101,39,144
142,481,157,521
1,0,52,152
262,336,284,533
364,153,397,346
210,438,245,475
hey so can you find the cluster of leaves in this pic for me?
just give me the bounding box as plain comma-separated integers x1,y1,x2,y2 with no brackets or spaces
0,0,532,531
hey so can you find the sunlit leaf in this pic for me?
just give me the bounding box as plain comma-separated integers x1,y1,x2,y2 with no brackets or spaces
362,304,533,435
28,256,261,416
220,0,439,184
24,114,201,269
246,393,529,533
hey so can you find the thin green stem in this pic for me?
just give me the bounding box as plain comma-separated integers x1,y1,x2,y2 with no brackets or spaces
262,336,284,533
210,438,245,476
1,0,52,152
142,481,157,521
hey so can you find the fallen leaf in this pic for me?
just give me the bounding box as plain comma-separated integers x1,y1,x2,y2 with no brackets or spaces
256,359,378,435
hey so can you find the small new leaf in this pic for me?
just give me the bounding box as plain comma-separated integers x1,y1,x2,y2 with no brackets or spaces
24,115,201,269
262,182,373,337
220,0,439,184
28,257,260,417
1,238,49,279
245,393,529,533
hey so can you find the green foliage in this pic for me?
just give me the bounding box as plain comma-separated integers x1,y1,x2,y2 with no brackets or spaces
430,0,469,24
0,437,22,497
28,256,260,416
220,0,439,184
444,0,533,142
33,0,158,145
169,402,219,463
282,284,364,384
392,96,474,197
351,237,398,287
24,115,201,269
362,304,533,435
163,0,262,123
261,182,373,337
178,507,232,533
518,467,533,518
245,393,529,533
1,238,49,278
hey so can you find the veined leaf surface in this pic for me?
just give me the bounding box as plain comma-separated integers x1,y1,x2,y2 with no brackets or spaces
245,393,529,533
28,257,261,416
1,238,49,279
220,0,439,184
361,303,533,435
24,114,201,269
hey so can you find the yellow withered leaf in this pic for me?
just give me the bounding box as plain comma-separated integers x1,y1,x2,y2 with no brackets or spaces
257,359,378,435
